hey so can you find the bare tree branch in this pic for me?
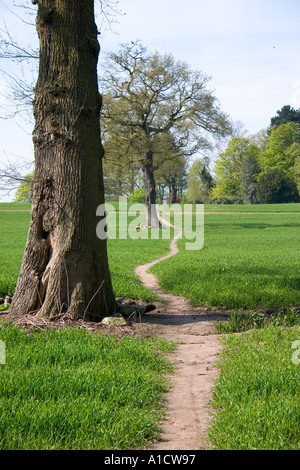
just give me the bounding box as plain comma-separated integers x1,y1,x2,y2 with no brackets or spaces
0,156,33,194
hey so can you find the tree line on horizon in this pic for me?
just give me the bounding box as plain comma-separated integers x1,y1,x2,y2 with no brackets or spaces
4,32,299,207
102,104,300,205
15,104,300,206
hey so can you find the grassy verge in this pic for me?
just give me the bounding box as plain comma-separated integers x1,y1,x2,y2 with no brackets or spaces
151,213,300,309
208,325,300,450
215,309,300,334
0,322,175,450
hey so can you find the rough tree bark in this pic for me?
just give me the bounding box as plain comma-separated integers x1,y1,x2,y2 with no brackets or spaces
9,0,116,321
143,151,160,228
169,177,177,204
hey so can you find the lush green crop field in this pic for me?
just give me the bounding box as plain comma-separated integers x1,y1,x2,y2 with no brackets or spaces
0,203,177,450
204,203,300,213
0,205,171,300
1,202,300,451
0,211,29,297
208,325,300,450
151,212,300,309
1,203,299,309
0,323,174,449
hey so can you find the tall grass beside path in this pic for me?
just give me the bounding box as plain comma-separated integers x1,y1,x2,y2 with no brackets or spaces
208,325,300,450
0,323,175,449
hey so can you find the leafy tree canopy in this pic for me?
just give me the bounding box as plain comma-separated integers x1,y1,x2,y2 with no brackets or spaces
260,122,300,174
212,137,260,201
270,105,300,130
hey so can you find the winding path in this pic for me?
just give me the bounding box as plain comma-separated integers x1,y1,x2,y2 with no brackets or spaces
134,223,226,450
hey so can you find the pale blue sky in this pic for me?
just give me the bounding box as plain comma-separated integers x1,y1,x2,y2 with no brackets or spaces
99,0,300,132
1,0,300,200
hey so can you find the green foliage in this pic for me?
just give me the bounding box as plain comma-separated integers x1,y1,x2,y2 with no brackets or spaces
270,104,300,129
212,137,260,202
209,326,300,449
154,140,187,203
240,153,260,204
293,154,300,194
0,324,175,449
213,118,300,203
128,187,145,203
215,309,300,334
101,41,231,205
260,122,300,174
257,169,300,203
102,142,142,200
186,158,214,203
13,173,34,203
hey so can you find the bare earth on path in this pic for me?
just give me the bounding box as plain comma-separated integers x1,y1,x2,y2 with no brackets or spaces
134,231,228,451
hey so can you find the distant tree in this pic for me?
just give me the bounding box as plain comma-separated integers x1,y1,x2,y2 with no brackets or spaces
260,123,300,194
0,161,34,199
212,137,260,202
293,156,300,195
101,41,231,226
270,105,300,130
14,173,34,203
156,159,187,204
257,169,300,204
153,135,187,204
102,135,142,200
240,154,260,204
186,158,214,203
249,128,269,151
128,187,145,203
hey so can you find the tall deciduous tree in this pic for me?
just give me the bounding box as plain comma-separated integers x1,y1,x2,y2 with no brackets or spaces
240,153,260,204
186,158,214,204
9,0,116,321
270,105,300,130
101,41,231,226
257,169,299,204
212,137,253,201
260,122,300,175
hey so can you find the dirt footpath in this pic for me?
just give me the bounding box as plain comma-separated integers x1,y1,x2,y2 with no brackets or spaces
134,232,227,450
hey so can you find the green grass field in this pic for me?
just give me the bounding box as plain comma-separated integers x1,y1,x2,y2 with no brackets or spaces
151,212,300,309
0,323,174,449
208,325,300,450
0,205,171,300
1,202,299,308
204,203,300,212
1,202,300,450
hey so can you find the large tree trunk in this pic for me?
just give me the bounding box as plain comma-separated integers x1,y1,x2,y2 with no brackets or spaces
9,0,116,321
143,150,160,228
